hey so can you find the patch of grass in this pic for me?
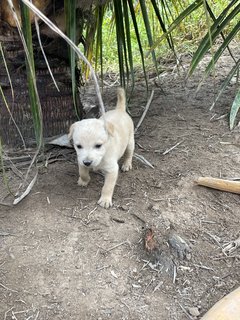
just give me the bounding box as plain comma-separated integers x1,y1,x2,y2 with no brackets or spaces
96,0,239,73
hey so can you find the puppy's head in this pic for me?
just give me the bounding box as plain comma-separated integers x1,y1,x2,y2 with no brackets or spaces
69,119,114,168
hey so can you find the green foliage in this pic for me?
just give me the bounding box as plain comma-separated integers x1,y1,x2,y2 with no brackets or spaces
94,0,239,71
20,1,43,148
230,88,240,130
65,0,78,118
90,0,239,128
188,0,240,76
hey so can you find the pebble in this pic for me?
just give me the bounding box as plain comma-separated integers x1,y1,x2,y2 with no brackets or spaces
187,306,200,317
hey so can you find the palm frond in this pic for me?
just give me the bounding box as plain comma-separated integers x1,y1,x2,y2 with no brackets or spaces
127,0,148,92
150,0,174,50
19,0,43,148
230,88,240,130
95,3,105,84
64,0,79,118
188,0,240,76
149,0,203,54
205,0,237,63
205,21,240,76
210,59,240,111
139,0,158,74
123,0,135,92
113,0,126,87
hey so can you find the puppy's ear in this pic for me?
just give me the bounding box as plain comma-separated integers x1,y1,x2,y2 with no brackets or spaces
68,123,75,140
105,121,114,136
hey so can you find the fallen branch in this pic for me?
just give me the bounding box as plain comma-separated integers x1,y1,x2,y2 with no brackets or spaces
201,286,240,320
195,177,240,194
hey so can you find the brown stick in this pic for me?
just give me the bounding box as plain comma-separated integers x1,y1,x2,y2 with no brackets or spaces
195,177,240,194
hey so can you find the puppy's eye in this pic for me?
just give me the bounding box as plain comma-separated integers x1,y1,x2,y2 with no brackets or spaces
95,144,102,149
76,144,82,149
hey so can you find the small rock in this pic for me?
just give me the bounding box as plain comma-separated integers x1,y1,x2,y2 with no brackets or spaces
151,204,161,212
132,283,142,288
187,306,200,317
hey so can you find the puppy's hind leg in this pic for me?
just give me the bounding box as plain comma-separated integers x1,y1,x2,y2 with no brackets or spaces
78,165,90,186
121,135,134,172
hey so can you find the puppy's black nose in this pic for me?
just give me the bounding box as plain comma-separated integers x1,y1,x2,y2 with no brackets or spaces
83,160,92,167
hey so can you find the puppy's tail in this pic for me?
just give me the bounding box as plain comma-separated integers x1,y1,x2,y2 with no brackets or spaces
116,87,126,112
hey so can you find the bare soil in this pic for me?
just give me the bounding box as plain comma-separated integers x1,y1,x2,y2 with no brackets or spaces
1,52,240,320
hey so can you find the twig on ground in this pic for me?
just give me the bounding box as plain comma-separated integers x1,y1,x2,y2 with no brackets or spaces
0,231,13,236
143,277,154,294
153,281,163,292
11,310,18,320
201,220,218,225
0,282,18,293
130,212,146,225
204,231,222,249
210,113,228,122
34,310,39,320
111,217,125,223
162,141,184,155
96,265,110,271
13,171,38,205
177,302,194,320
140,259,151,271
212,255,239,261
193,264,214,271
134,90,154,133
173,265,177,284
85,206,98,224
222,236,240,256
134,153,154,168
106,241,130,252
120,299,130,311
13,310,29,315
4,307,14,320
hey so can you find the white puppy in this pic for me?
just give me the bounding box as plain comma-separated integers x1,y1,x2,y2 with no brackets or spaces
69,88,134,208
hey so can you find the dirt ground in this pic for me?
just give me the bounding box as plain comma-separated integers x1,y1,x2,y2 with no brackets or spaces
1,51,240,320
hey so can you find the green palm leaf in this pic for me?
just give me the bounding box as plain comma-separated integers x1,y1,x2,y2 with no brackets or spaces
123,0,135,92
150,0,174,50
149,0,203,53
20,1,43,148
139,0,158,74
95,3,105,84
127,0,148,92
113,0,126,87
65,0,79,118
210,59,240,110
230,88,240,130
188,1,240,76
205,21,240,76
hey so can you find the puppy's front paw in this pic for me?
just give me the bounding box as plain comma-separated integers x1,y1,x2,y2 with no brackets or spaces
97,196,112,209
78,177,90,186
121,162,132,172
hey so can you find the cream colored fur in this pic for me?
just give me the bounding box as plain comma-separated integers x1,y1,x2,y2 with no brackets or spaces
69,88,134,208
